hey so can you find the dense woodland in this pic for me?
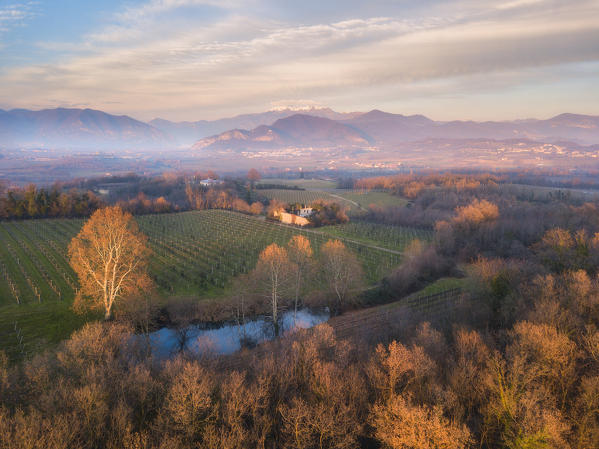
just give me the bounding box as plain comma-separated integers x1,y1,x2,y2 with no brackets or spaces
2,173,599,447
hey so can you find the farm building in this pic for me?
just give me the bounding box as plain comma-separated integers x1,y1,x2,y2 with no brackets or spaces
200,179,224,187
273,210,311,226
294,207,313,218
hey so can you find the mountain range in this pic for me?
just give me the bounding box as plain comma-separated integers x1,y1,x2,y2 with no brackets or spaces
194,110,599,152
0,108,169,149
1,106,598,152
150,107,362,145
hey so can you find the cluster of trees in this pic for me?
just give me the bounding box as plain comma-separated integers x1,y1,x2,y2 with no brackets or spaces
355,173,501,198
116,192,176,215
0,170,267,221
241,236,364,333
185,181,264,215
309,200,350,226
0,183,103,219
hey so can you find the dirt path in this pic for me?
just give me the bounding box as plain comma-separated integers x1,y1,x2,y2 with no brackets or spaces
326,193,365,211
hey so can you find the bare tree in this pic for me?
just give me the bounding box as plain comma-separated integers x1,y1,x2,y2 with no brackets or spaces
68,206,152,320
247,168,261,183
320,240,364,314
287,235,314,322
251,243,294,335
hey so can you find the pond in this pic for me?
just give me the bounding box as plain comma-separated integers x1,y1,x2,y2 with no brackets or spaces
143,308,330,359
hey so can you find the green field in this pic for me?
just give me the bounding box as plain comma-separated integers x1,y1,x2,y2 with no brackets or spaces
0,209,418,359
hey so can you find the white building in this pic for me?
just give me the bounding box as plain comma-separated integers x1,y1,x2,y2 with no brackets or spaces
296,207,313,218
200,179,224,187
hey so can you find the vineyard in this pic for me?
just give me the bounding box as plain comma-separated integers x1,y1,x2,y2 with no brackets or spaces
331,190,408,209
319,221,433,251
258,189,356,209
137,210,404,293
329,287,464,342
0,209,420,358
257,178,338,190
258,188,409,218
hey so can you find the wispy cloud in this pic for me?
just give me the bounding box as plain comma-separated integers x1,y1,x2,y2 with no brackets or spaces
0,1,37,34
0,0,597,120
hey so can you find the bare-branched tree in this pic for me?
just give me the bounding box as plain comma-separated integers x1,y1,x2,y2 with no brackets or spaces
68,206,152,320
287,235,314,322
320,239,364,314
251,243,294,335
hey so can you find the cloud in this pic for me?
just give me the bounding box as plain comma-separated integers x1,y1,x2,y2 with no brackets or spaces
0,0,597,120
0,1,37,34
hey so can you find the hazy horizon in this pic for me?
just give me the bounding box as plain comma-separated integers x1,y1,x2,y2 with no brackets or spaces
0,1,598,122
2,104,598,125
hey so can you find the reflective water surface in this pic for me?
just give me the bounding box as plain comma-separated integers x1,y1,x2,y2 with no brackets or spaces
144,308,330,359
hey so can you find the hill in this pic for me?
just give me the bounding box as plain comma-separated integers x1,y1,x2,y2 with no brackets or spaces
344,110,599,146
150,107,363,145
0,108,170,150
192,114,372,151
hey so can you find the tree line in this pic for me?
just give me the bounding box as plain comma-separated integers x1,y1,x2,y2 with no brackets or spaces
0,183,103,219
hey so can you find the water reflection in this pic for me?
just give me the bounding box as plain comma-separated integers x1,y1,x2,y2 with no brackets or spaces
145,308,329,359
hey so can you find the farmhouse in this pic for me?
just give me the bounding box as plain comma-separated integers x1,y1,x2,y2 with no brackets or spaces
294,207,313,218
272,210,311,226
200,179,224,187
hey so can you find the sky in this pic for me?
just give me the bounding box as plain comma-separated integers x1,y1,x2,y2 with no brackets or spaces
0,0,598,122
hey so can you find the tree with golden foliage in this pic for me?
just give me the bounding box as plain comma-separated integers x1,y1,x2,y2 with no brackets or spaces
320,239,364,314
454,199,499,225
287,235,314,321
252,243,294,335
68,206,152,320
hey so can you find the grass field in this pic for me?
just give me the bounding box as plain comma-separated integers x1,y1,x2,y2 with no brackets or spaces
0,209,417,359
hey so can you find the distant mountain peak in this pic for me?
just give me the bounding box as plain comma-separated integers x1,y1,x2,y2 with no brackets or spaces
192,112,372,151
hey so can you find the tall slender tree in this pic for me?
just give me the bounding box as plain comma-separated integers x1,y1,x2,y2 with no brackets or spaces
252,243,294,335
287,235,314,322
320,240,363,314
